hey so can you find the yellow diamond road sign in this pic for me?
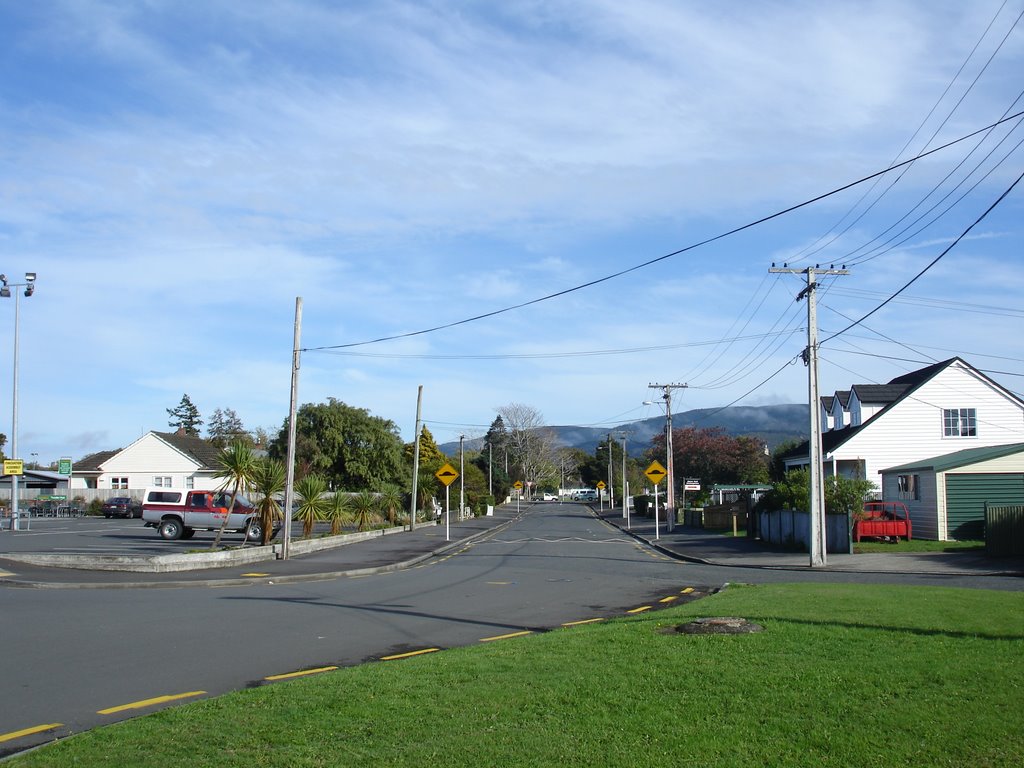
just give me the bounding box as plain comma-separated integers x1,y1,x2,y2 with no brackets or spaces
596,481,606,489
513,481,524,490
644,460,667,485
435,463,459,486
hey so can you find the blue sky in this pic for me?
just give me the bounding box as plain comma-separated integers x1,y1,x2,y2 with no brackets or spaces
1,0,1022,463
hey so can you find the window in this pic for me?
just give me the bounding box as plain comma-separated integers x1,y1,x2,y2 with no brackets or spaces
186,477,194,489
896,474,920,501
153,476,172,487
111,477,128,489
943,408,977,437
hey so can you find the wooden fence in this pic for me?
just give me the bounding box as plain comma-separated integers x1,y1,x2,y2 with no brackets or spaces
986,504,1024,557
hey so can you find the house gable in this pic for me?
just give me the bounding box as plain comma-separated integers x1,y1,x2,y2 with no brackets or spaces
828,358,1024,481
70,431,222,491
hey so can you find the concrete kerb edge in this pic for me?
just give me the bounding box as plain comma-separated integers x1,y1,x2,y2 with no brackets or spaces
0,508,527,590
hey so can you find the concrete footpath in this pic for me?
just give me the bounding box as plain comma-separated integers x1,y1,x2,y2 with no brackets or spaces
593,505,1024,577
0,505,524,589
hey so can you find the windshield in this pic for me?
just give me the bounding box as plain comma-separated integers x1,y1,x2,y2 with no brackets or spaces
213,492,251,508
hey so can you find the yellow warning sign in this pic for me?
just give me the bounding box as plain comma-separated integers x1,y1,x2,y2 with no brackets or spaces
596,481,606,489
513,480,524,490
644,460,667,485
435,463,459,486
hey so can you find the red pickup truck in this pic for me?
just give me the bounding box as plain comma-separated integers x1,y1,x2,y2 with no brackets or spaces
854,501,912,542
141,488,264,542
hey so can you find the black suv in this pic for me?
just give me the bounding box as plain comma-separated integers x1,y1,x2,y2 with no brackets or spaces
102,496,143,519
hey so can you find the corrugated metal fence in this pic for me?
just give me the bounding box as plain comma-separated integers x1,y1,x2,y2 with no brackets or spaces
985,504,1024,557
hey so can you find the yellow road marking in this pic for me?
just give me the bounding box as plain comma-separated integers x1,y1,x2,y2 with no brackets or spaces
0,723,62,743
659,595,678,603
486,581,513,585
562,617,605,627
627,606,652,614
265,666,338,681
241,572,271,577
0,570,16,577
381,648,440,661
681,587,694,594
480,630,532,642
98,691,205,715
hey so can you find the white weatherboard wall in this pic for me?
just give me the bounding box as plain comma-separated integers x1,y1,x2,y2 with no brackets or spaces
829,362,1024,485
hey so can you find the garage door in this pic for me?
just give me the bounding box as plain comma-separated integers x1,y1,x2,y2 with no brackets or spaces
945,473,1024,540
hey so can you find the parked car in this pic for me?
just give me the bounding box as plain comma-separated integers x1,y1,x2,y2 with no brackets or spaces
102,496,143,519
141,488,267,541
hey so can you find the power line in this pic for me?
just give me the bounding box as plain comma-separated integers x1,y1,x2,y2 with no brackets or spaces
303,112,1024,353
820,166,1024,345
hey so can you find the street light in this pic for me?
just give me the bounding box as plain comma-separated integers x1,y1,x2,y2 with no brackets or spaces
1,272,36,532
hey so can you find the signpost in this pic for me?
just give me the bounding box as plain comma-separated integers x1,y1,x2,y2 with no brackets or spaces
513,480,524,513
681,477,700,525
596,480,606,511
435,463,459,541
58,457,72,476
645,461,666,540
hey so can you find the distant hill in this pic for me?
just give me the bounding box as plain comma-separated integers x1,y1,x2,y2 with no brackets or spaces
440,404,807,455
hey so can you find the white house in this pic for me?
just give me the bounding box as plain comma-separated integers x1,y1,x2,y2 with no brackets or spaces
71,431,224,492
880,442,1024,541
783,358,1024,500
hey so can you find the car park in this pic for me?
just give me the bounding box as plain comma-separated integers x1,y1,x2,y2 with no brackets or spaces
102,496,143,519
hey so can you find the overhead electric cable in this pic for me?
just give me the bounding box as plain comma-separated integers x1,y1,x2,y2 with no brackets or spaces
820,167,1024,345
303,112,1024,352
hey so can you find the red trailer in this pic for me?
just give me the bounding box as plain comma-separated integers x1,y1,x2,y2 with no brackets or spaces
854,501,912,542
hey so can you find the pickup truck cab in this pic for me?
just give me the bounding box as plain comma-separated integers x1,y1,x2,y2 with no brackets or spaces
142,488,265,542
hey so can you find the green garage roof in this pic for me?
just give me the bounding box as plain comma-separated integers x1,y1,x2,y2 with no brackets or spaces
883,442,1024,473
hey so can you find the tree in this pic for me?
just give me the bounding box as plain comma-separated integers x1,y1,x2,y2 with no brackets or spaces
325,492,352,535
167,394,203,436
764,468,876,516
351,490,378,532
269,398,405,491
377,484,404,526
249,458,285,546
648,427,770,493
497,403,558,491
405,426,447,515
294,474,328,538
212,440,257,549
207,407,249,449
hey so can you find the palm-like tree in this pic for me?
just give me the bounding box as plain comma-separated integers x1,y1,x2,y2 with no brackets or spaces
325,491,352,535
212,440,257,549
294,474,328,539
377,484,403,527
250,458,286,546
351,490,379,532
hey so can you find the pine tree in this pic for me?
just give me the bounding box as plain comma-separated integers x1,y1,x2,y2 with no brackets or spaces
167,394,203,436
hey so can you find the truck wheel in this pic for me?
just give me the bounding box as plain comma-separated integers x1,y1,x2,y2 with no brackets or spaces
158,518,184,540
245,521,264,542
181,528,196,540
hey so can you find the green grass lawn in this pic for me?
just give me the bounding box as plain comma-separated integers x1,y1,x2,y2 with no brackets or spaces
853,538,984,553
10,583,1023,767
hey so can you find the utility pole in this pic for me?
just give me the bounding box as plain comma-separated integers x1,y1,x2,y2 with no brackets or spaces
606,432,614,509
409,385,423,531
619,432,628,521
459,435,465,521
648,383,687,531
282,297,302,560
769,264,848,567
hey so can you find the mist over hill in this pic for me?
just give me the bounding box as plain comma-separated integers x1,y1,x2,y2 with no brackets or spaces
440,404,807,456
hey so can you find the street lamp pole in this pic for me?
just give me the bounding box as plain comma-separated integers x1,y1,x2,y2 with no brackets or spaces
2,272,36,533
459,435,465,521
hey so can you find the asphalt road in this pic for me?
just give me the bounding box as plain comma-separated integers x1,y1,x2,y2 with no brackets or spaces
3,501,1020,757
0,503,710,756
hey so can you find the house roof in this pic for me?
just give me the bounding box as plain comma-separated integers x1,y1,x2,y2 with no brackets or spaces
152,431,222,469
850,383,909,405
74,449,120,472
882,442,1024,473
833,390,851,408
820,395,834,410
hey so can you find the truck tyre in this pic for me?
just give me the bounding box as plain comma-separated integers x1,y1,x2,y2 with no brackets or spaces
245,520,264,543
181,527,196,540
158,518,184,540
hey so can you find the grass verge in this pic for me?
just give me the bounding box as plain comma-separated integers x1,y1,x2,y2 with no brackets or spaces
853,538,985,553
9,583,1023,767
